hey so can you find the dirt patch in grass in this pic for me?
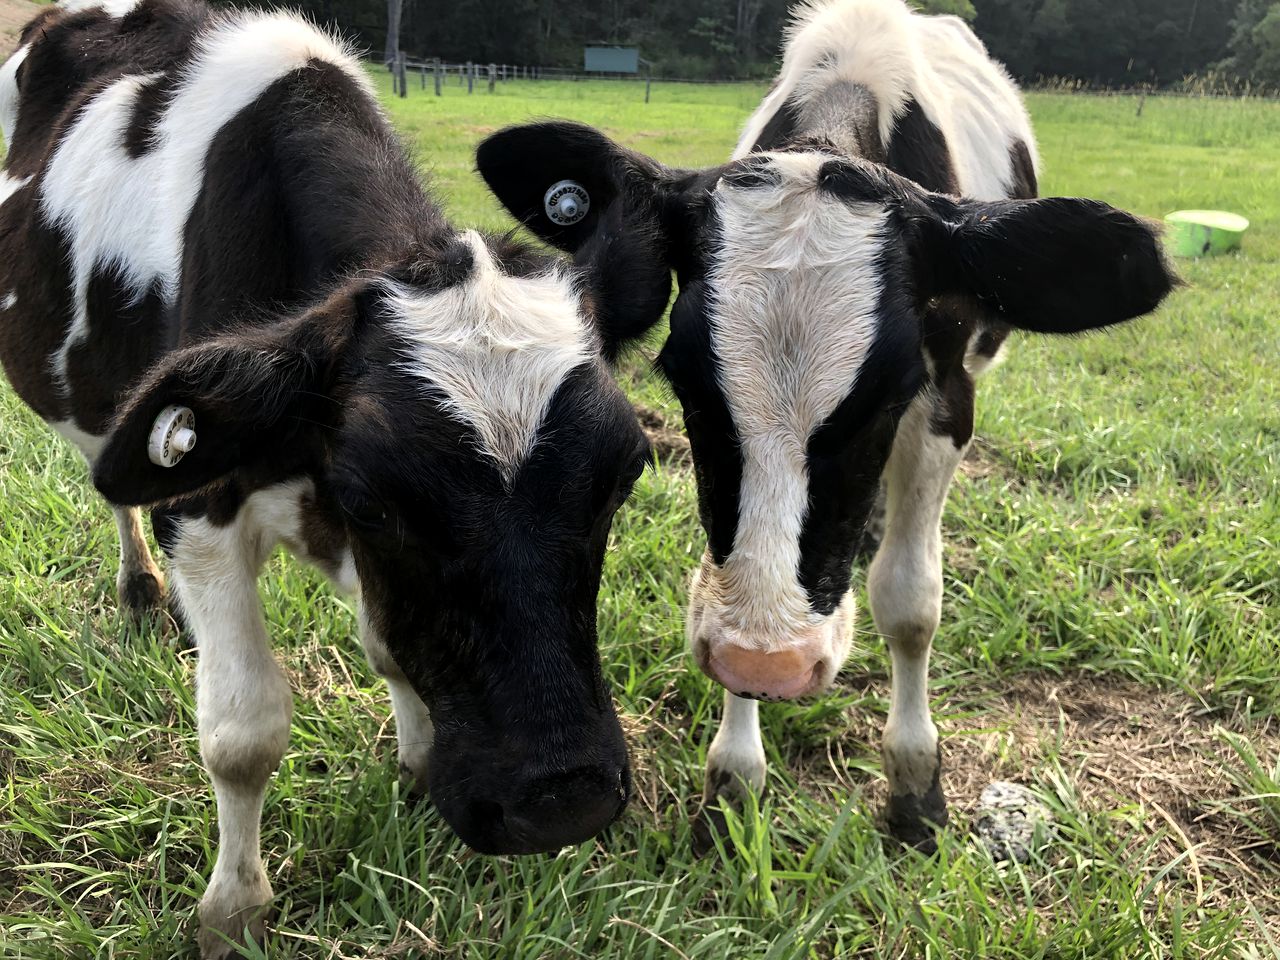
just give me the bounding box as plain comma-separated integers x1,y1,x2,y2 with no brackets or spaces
958,435,1013,481
817,672,1280,920
635,403,690,467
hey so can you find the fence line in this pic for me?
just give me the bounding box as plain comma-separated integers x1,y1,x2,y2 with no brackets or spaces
384,56,770,101
381,55,1280,104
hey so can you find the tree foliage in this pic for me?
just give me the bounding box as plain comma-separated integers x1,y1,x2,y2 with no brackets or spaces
911,0,976,20
1219,0,1280,83
295,0,1273,87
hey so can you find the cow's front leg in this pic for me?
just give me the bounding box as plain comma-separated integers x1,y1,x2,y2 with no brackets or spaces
867,391,966,850
705,692,766,801
361,611,433,799
169,518,292,959
112,506,165,617
695,692,766,851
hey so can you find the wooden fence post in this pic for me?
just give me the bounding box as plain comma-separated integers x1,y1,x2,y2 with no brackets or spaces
488,63,496,93
396,52,407,98
434,58,442,96
466,61,474,94
645,78,651,103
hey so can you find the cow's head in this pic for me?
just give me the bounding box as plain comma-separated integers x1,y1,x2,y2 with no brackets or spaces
479,122,1177,702
93,231,653,854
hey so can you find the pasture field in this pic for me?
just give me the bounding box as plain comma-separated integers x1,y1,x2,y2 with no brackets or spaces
2,76,1279,958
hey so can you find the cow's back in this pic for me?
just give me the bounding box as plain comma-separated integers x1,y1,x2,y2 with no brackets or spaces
735,0,1040,202
2,0,207,174
0,0,424,439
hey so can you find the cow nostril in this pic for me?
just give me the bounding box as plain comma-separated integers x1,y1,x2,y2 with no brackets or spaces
470,797,506,831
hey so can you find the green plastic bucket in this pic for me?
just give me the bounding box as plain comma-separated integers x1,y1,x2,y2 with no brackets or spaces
1164,210,1249,258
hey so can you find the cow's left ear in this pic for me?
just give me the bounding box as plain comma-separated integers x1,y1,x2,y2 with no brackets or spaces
92,292,359,506
477,121,689,360
915,195,1180,333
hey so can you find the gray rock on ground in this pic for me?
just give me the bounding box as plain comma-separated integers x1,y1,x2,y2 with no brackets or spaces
974,780,1053,863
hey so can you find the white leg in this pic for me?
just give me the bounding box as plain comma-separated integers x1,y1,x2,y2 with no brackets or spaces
695,691,767,851
360,609,433,797
867,392,966,847
704,692,766,802
168,512,292,960
112,506,165,615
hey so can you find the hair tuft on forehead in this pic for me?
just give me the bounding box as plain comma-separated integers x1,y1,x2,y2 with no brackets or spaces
383,232,594,483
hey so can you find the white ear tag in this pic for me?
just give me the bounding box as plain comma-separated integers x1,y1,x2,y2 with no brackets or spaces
544,180,590,226
148,405,197,467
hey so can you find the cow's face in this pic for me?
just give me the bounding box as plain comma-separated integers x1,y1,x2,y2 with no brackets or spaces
479,121,1177,703
94,232,652,854
661,153,923,700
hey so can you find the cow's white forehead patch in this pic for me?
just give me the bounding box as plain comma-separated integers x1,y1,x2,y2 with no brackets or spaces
706,151,887,638
386,231,592,482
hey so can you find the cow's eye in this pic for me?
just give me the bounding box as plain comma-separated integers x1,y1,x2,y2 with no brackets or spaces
340,492,389,533
593,444,652,519
624,445,654,488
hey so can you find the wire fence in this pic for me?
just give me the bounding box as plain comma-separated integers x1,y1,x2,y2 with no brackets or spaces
383,55,772,103
381,54,1280,105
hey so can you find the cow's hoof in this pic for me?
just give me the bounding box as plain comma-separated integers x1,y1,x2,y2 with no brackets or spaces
119,570,165,619
692,764,765,857
691,801,729,857
885,780,949,853
198,889,270,960
704,761,765,807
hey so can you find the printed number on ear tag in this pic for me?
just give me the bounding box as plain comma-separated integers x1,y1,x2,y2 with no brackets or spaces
544,180,590,227
148,405,197,468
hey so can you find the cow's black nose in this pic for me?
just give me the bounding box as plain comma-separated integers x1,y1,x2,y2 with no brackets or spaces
462,763,630,855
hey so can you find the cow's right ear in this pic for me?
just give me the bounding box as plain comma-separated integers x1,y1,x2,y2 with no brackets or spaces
92,292,360,506
477,121,687,360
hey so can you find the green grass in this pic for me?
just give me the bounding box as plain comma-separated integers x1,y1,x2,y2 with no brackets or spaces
3,76,1280,957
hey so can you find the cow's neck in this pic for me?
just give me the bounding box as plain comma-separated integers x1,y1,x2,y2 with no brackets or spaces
269,120,450,290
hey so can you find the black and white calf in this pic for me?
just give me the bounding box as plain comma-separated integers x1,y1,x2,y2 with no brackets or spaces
479,0,1177,846
1,1,657,954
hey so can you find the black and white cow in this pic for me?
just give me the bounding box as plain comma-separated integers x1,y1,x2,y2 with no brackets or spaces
479,0,1178,847
0,1,660,954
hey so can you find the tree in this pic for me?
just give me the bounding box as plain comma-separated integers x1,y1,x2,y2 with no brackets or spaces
1256,5,1280,79
269,0,1263,85
1219,0,1280,83
385,0,402,63
911,0,977,20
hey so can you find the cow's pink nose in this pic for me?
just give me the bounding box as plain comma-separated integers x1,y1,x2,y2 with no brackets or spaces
705,644,823,701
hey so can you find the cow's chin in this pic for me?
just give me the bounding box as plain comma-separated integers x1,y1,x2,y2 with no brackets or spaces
685,551,856,701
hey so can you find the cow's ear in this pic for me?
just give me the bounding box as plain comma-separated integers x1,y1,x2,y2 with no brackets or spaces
916,195,1180,333
477,121,686,360
92,292,360,506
